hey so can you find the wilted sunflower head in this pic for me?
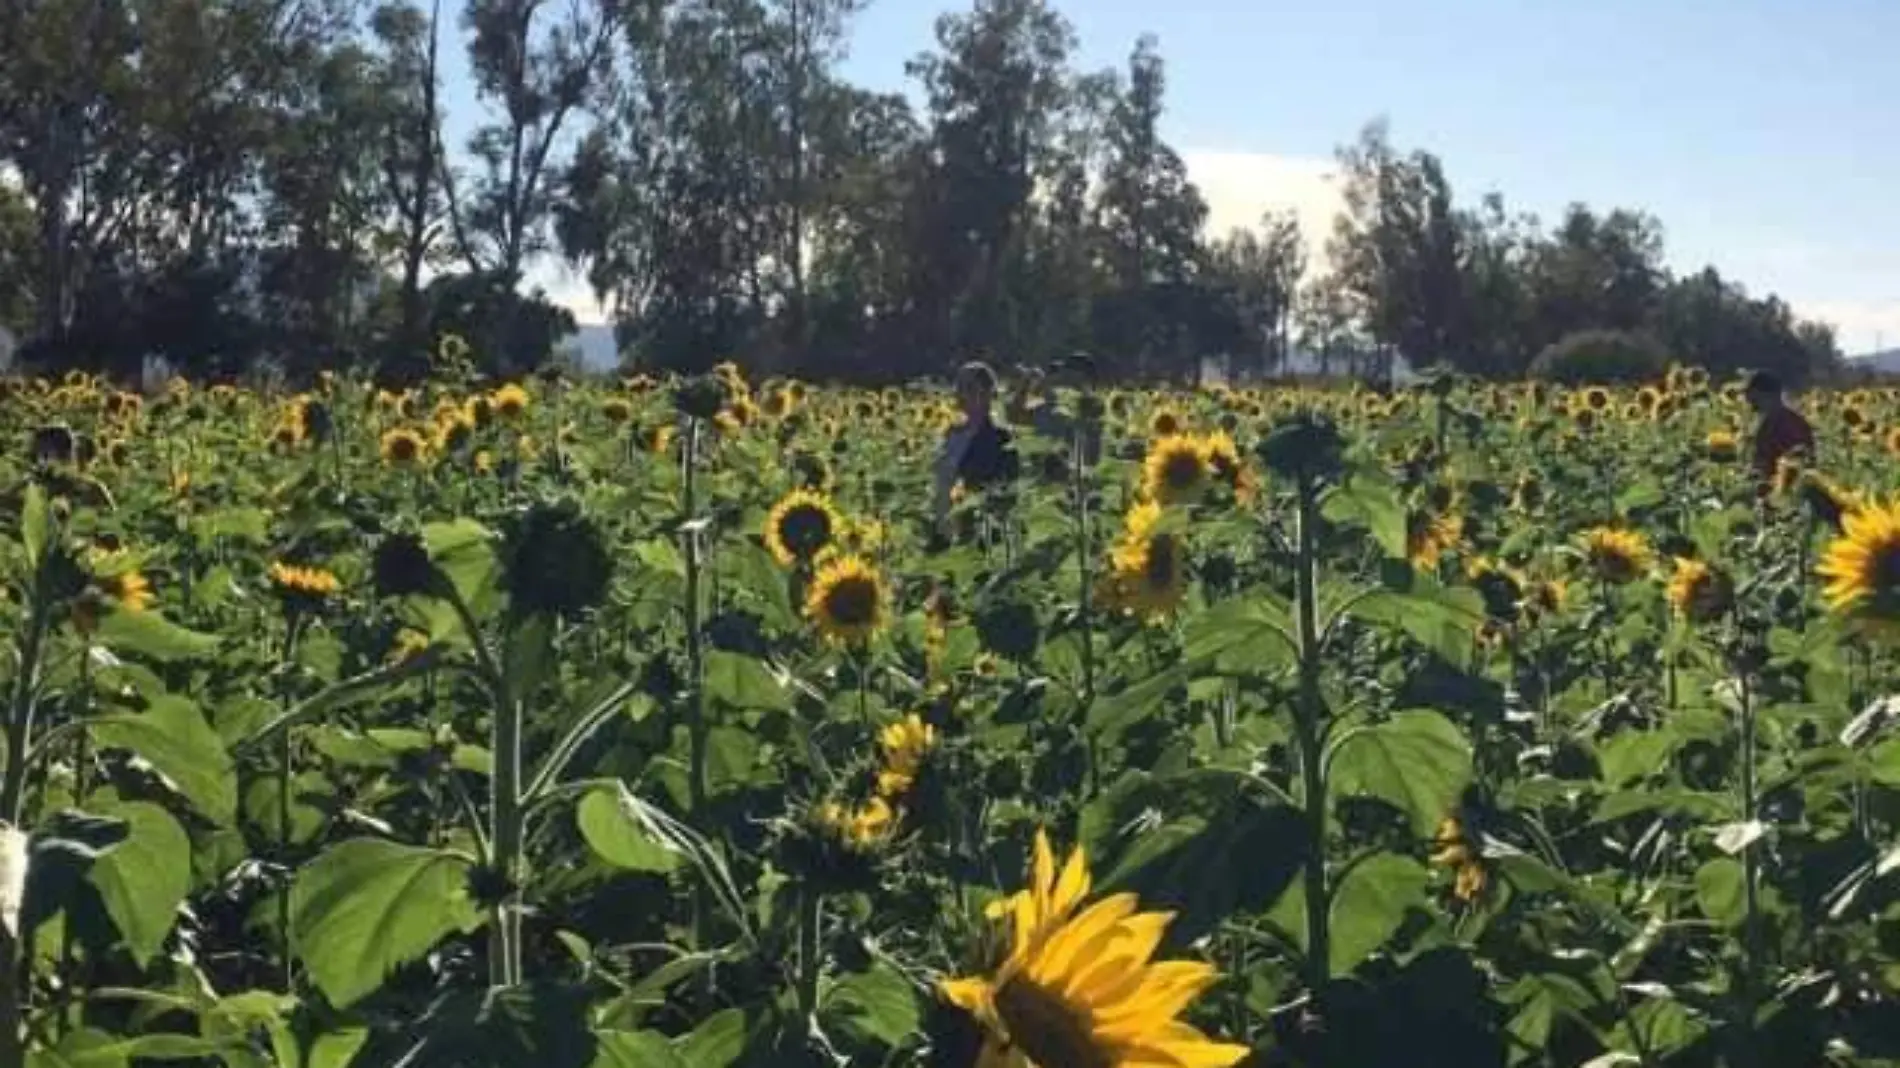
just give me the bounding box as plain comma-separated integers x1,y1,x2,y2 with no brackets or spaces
764,488,841,567
1818,498,1900,635
1141,434,1210,506
501,498,614,619
1665,557,1733,624
805,555,887,646
1581,526,1653,584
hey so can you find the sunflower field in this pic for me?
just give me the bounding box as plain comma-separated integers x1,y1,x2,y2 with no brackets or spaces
2,353,1900,1068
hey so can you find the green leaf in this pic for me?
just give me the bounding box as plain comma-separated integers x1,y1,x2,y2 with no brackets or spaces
1694,858,1747,927
86,801,190,967
504,613,555,701
1615,478,1665,516
1596,730,1677,788
289,839,482,1009
1328,852,1428,976
1351,577,1484,664
1322,467,1408,558
1328,711,1472,837
577,786,684,874
22,482,49,569
1088,662,1190,743
91,696,237,824
423,519,501,614
675,1008,750,1068
591,1032,691,1068
190,507,270,547
703,650,789,711
23,810,129,933
1180,596,1297,675
93,609,221,663
823,963,923,1049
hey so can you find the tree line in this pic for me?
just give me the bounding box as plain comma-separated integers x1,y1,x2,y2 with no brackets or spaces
0,0,1843,385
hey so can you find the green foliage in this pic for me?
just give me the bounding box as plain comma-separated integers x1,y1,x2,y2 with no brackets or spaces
1529,329,1672,385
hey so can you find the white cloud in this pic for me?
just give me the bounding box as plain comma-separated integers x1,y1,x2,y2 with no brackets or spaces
1787,299,1900,356
1181,151,1342,259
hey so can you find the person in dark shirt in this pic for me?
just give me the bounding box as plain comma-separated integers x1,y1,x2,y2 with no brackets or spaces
1744,370,1814,493
933,361,1019,534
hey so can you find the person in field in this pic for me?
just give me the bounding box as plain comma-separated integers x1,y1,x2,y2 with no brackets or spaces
1744,370,1814,491
933,361,1020,535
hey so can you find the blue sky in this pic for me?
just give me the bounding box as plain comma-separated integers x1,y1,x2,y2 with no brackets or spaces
463,0,1900,352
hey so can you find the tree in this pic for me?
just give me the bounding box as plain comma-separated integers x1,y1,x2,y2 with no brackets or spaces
1094,35,1207,378
1207,210,1304,377
369,0,451,366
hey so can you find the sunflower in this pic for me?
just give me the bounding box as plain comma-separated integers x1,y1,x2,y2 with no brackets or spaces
492,383,531,420
1580,526,1652,584
97,564,153,614
1141,434,1210,506
432,414,474,455
1817,498,1900,632
270,418,306,448
1664,557,1732,623
805,554,887,646
1103,501,1188,621
380,427,428,468
876,714,938,798
939,828,1250,1068
1407,510,1464,571
1148,408,1183,437
764,488,842,568
1704,429,1739,461
1431,815,1489,906
1799,472,1865,531
1884,426,1900,458
814,796,896,851
1201,430,1260,505
643,424,675,455
601,396,635,425
268,561,341,601
1523,576,1568,620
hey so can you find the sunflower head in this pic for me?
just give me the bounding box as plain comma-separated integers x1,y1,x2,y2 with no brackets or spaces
938,828,1251,1068
268,561,341,614
764,488,841,568
1148,408,1183,437
875,713,939,799
1818,499,1900,635
1407,510,1465,572
491,383,531,420
1581,526,1653,584
1141,434,1210,506
380,427,428,468
1201,430,1259,505
805,555,887,646
1665,557,1733,624
601,397,634,425
1430,814,1489,906
1704,429,1739,461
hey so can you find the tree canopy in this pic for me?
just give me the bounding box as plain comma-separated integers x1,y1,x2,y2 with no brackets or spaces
0,0,1843,383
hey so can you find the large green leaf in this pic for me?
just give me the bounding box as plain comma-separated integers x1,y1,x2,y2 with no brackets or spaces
703,650,790,711
423,519,502,615
1694,858,1746,928
87,801,190,967
1180,596,1297,676
577,786,683,874
1322,467,1408,558
674,1009,751,1068
591,1032,690,1068
91,696,237,824
289,838,482,1009
1328,710,1472,837
27,1029,229,1068
22,482,50,569
1328,852,1428,975
823,963,923,1050
1350,570,1484,664
93,609,221,663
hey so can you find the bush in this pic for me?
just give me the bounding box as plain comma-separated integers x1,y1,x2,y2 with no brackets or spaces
1528,329,1671,385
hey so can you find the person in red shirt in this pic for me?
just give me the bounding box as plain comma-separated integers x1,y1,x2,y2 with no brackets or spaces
1744,370,1814,492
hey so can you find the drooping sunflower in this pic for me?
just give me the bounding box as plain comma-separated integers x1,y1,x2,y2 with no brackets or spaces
380,427,428,468
1201,430,1260,505
805,554,888,646
1141,434,1210,506
268,561,341,601
491,383,531,420
1817,498,1900,632
939,828,1251,1068
1704,429,1739,462
1664,557,1732,623
764,488,842,568
875,714,938,798
1431,815,1489,906
1580,526,1653,585
601,396,635,426
1407,510,1465,571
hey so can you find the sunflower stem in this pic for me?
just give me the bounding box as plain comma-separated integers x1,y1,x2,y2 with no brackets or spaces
276,616,304,993
680,416,715,995
1292,476,1330,994
796,883,823,1022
